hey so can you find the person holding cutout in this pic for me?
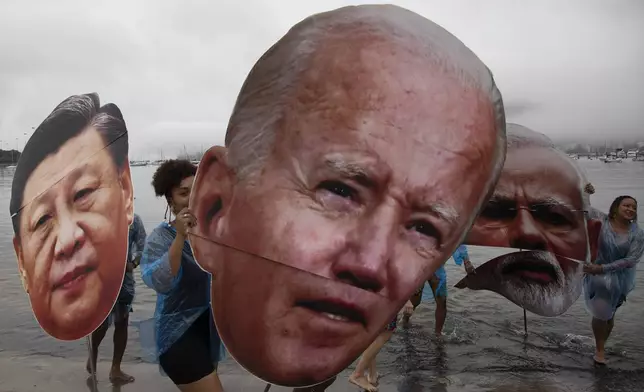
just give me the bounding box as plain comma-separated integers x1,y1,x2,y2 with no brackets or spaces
140,160,225,391
583,188,643,365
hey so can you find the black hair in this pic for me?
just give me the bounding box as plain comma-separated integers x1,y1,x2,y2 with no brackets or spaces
151,159,197,202
608,195,638,223
9,93,129,237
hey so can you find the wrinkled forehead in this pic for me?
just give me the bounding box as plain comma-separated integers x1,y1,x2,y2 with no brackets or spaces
297,34,489,113
283,37,498,165
272,68,498,226
497,147,583,206
22,129,109,205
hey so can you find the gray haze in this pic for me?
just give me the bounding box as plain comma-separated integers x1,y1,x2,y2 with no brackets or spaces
1,0,643,159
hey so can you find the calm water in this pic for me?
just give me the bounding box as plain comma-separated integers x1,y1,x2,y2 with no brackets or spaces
1,160,643,392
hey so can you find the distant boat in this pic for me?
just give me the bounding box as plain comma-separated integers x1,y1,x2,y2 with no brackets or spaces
604,156,622,163
190,160,200,166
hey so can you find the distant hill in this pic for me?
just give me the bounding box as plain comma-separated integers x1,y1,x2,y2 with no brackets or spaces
556,141,644,154
0,149,21,165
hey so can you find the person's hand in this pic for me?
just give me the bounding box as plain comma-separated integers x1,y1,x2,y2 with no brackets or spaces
584,183,595,195
583,264,603,275
132,255,142,269
464,259,476,275
402,300,414,317
126,262,134,273
175,207,197,237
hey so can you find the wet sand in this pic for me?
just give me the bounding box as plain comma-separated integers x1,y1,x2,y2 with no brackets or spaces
0,355,404,392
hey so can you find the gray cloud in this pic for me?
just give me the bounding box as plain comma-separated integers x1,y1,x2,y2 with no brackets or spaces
1,0,643,158
503,101,540,117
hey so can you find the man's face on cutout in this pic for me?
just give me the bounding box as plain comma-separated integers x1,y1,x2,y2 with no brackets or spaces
13,128,133,341
460,147,599,316
191,40,502,387
467,147,590,260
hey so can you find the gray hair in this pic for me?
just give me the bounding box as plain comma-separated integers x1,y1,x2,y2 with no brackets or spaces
225,4,506,186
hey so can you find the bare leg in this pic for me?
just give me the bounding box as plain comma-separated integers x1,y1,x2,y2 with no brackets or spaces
592,317,615,363
87,320,109,375
349,331,393,391
434,297,447,336
367,358,380,386
109,311,134,384
177,371,223,392
429,276,447,336
403,287,423,324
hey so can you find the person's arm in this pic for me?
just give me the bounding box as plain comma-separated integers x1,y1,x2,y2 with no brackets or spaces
601,231,644,273
583,183,607,221
452,245,468,265
167,233,186,276
588,207,607,221
131,215,147,269
140,228,184,294
402,299,414,317
453,244,475,273
165,207,196,276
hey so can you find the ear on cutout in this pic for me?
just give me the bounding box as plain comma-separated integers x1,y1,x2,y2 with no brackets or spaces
189,146,234,272
586,218,602,262
119,162,135,226
13,236,29,294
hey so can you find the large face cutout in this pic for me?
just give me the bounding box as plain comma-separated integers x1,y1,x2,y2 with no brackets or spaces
9,94,134,341
457,126,602,317
188,5,505,388
455,247,585,316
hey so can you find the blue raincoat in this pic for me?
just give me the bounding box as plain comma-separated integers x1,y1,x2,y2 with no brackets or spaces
584,209,644,320
452,244,469,266
139,222,225,372
421,244,468,301
118,214,146,305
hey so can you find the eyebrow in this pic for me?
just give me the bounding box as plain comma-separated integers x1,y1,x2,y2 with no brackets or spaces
322,155,461,224
488,194,580,211
537,196,577,209
323,156,378,188
487,194,515,204
18,163,97,220
421,202,460,226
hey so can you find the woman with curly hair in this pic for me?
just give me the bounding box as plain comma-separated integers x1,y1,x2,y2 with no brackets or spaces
583,189,643,365
140,159,224,391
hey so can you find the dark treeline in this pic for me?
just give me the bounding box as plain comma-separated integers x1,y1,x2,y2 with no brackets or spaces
560,142,644,155
0,149,21,165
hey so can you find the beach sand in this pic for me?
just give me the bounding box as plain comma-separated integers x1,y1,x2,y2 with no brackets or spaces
0,355,402,392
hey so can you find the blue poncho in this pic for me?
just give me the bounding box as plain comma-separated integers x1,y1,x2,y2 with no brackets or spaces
584,209,644,321
119,214,146,304
421,244,468,301
139,222,225,372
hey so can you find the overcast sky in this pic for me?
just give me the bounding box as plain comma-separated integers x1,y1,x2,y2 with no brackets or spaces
1,0,642,158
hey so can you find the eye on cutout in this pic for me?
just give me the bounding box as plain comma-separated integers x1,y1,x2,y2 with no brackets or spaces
317,180,359,201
